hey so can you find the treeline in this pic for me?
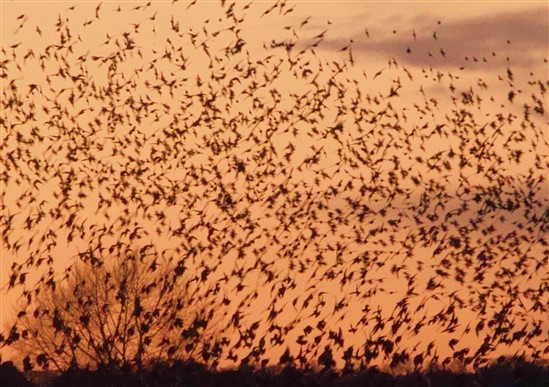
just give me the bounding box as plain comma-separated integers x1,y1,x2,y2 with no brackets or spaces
1,357,547,387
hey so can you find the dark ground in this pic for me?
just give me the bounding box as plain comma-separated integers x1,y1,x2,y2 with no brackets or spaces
1,358,547,387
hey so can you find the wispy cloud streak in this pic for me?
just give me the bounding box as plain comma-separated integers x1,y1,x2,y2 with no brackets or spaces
319,7,548,70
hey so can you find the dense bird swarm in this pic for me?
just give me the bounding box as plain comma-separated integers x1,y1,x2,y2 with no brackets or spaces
1,0,548,373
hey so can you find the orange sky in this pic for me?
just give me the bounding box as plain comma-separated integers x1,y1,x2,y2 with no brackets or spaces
1,0,548,370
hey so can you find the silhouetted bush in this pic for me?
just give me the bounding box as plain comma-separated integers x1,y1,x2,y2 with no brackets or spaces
0,361,34,387
9,252,227,373
2,357,547,387
477,357,549,387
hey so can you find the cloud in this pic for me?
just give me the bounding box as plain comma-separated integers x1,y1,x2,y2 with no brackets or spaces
319,7,548,70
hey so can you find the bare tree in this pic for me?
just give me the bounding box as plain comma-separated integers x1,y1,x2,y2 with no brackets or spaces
9,248,226,371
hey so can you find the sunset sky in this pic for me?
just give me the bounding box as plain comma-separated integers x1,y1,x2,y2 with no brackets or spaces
1,0,548,370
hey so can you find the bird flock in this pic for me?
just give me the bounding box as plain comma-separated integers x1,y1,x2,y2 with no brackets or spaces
1,0,548,372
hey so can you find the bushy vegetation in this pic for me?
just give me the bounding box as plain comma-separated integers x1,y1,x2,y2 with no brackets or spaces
9,251,225,372
2,357,548,387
